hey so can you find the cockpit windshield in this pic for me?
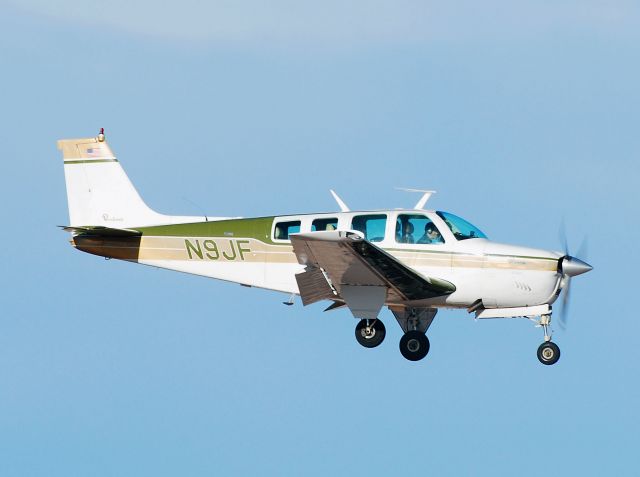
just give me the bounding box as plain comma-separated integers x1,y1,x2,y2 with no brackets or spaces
436,211,487,241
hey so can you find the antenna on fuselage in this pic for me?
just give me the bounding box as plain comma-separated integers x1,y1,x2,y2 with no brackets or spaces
329,189,350,212
181,196,209,222
397,188,437,210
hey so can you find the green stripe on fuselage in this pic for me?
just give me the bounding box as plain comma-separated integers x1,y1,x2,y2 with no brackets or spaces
64,159,119,164
135,216,280,244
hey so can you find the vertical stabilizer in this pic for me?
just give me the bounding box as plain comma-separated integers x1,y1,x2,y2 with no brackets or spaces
58,131,205,228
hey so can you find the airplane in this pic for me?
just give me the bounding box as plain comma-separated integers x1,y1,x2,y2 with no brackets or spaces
58,129,592,365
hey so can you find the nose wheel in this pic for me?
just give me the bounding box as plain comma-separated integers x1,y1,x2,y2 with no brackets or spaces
399,330,430,361
537,341,561,365
355,319,386,348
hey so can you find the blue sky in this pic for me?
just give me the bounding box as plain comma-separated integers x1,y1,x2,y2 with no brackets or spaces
1,2,638,475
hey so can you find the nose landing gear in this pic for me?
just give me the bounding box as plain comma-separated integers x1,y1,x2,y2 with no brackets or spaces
534,314,561,365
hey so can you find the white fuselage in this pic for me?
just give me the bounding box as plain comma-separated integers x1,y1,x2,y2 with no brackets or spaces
128,209,563,311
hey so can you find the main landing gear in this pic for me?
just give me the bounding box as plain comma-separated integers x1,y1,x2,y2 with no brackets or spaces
355,319,386,348
535,314,561,365
393,307,437,362
399,331,430,361
354,317,431,361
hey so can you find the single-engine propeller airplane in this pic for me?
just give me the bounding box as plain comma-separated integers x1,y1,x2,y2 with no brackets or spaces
59,130,592,365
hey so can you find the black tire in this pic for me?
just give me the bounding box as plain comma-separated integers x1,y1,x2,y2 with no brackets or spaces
355,319,386,348
399,331,430,361
537,341,561,365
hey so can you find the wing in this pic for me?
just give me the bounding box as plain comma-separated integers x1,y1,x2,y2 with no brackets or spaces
291,231,455,317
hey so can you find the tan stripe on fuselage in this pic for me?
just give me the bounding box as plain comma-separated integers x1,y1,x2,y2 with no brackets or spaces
136,236,557,272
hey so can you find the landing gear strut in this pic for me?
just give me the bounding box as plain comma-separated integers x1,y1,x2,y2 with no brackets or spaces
355,319,386,348
535,314,561,365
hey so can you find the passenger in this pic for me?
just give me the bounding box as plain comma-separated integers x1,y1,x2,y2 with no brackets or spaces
326,223,336,231
401,222,415,244
418,222,443,244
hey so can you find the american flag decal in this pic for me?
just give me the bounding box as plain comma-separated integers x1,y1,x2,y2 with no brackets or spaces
85,146,103,158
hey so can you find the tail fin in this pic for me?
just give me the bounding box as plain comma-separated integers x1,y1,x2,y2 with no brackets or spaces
58,130,205,228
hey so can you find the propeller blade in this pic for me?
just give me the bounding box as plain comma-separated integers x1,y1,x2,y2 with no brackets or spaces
577,236,589,262
558,276,571,330
559,220,569,256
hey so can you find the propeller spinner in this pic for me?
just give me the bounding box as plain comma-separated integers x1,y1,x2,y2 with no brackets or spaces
557,230,592,329
559,255,593,277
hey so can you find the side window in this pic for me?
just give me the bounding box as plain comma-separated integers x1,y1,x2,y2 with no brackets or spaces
274,220,300,241
396,214,444,245
312,217,338,231
351,214,387,242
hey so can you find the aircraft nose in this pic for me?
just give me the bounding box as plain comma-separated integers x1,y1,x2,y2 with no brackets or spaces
559,256,593,277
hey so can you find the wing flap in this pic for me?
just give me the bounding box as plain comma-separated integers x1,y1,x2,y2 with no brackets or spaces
295,267,336,306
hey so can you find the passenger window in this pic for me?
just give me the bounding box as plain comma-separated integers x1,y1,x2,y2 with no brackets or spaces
274,220,301,240
396,214,444,245
351,215,387,242
312,218,338,231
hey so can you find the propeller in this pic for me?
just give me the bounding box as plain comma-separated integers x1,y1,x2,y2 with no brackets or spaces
557,223,592,329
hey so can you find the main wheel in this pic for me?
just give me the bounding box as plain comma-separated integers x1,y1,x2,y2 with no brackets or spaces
355,319,386,348
537,341,561,365
399,331,430,361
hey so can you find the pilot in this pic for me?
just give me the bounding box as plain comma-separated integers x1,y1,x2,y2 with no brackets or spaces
418,222,443,244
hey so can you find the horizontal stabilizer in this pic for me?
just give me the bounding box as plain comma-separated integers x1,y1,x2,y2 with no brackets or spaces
60,225,142,237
